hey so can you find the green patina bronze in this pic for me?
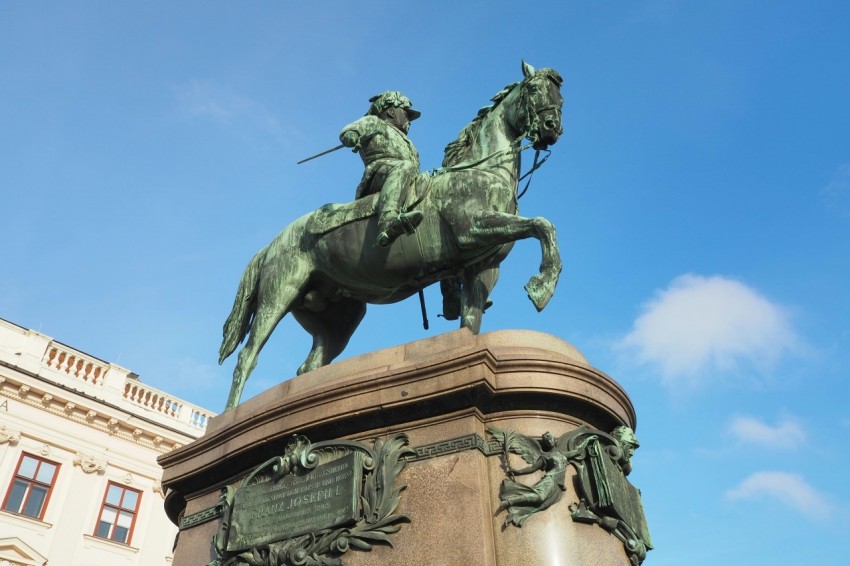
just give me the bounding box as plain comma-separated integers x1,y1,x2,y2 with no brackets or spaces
219,61,565,409
340,90,423,248
209,434,414,566
489,425,653,565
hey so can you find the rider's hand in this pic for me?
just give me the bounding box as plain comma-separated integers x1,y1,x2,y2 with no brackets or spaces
341,130,360,150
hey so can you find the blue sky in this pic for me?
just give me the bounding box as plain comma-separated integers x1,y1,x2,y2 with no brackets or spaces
2,2,849,564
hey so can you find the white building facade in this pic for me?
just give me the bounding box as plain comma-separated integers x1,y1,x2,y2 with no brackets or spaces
0,318,214,566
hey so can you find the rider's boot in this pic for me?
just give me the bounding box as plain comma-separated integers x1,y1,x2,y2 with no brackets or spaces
440,278,461,320
440,278,495,320
377,210,424,247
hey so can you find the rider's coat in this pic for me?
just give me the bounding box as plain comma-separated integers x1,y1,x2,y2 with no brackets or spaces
340,115,420,199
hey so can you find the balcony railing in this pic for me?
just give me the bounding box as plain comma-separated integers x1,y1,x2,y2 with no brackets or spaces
44,344,108,386
0,319,214,436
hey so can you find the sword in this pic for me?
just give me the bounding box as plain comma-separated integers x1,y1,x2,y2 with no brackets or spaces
297,143,346,165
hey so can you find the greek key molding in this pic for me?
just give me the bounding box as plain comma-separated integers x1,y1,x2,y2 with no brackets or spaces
178,433,501,533
180,505,223,530
408,433,500,461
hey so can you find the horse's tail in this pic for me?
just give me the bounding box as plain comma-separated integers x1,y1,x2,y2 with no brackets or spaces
219,248,266,364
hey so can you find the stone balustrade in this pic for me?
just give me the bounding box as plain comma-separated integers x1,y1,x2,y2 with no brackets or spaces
44,343,108,386
123,379,214,431
0,317,214,434
124,379,181,418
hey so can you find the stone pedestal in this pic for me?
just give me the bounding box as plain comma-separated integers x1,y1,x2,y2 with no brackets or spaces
160,329,643,565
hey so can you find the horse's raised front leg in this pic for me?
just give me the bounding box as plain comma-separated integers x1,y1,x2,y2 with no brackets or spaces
456,210,562,312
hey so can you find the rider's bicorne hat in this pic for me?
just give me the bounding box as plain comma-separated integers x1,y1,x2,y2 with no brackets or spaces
367,91,421,121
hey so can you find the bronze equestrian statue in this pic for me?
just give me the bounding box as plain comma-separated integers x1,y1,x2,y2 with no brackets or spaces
219,61,565,409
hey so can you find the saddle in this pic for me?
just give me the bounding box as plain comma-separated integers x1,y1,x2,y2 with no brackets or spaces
305,172,432,237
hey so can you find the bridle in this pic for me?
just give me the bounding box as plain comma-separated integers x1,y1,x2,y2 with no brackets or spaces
429,75,562,175
513,74,563,201
413,72,563,327
516,74,564,150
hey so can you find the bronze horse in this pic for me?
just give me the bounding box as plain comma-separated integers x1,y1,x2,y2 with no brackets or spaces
220,61,565,409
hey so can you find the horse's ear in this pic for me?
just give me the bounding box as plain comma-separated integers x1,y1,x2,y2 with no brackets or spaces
522,60,536,78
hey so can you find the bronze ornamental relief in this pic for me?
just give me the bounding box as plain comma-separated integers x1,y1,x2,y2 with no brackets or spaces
209,434,414,566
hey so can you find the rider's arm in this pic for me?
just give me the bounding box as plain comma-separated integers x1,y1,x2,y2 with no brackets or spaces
340,116,381,152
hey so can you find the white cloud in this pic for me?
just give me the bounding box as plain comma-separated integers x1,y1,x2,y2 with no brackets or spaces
726,471,831,519
728,415,805,449
176,79,281,135
618,274,798,387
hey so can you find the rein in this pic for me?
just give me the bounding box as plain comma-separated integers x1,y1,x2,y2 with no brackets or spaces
408,77,557,213
410,115,550,330
427,133,530,176
422,141,551,204
406,133,531,211
516,148,552,201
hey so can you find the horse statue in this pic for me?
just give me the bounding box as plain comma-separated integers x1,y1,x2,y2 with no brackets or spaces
219,61,565,409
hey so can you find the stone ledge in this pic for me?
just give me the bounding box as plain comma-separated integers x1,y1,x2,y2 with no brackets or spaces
160,329,634,500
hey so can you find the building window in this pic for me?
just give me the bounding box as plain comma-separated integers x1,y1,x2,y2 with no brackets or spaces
94,482,141,544
2,453,60,519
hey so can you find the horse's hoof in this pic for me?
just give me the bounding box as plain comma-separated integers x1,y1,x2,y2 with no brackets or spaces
525,275,553,312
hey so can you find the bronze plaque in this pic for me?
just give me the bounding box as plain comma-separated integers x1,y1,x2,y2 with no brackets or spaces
227,452,361,552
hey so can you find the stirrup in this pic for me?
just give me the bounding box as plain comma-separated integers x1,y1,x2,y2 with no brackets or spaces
377,210,424,247
397,210,424,235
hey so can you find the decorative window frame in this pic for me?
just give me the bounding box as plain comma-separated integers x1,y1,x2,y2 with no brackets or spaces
1,452,61,520
0,535,49,566
93,481,142,546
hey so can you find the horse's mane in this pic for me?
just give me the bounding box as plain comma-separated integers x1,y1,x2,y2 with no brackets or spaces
442,68,563,168
442,81,519,167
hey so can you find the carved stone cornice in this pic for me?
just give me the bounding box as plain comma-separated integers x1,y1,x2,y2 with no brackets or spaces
0,373,187,453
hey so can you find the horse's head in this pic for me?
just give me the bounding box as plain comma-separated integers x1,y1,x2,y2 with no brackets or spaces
518,61,564,150
442,61,565,167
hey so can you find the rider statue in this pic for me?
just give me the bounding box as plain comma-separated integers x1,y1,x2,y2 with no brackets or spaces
340,91,465,319
340,91,424,247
